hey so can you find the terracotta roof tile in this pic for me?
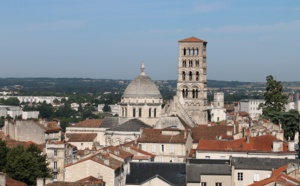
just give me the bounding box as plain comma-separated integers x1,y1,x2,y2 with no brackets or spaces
103,146,133,159
191,125,234,142
47,176,104,186
178,36,206,43
197,135,290,153
138,128,188,143
67,133,97,142
71,119,103,128
6,177,27,186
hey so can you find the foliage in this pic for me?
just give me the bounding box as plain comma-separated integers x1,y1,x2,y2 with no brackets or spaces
5,145,50,185
37,101,54,119
263,110,300,140
0,139,9,171
0,116,4,128
102,104,111,112
0,97,20,106
54,104,75,118
259,75,288,115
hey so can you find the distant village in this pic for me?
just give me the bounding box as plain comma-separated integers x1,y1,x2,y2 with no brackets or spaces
1,37,300,186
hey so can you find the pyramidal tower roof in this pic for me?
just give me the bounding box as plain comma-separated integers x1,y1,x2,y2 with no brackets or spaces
178,36,206,43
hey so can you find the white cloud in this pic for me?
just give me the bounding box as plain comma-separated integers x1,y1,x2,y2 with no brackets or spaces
24,20,86,31
199,19,300,34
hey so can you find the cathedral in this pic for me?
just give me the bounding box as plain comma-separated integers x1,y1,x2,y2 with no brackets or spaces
103,36,208,146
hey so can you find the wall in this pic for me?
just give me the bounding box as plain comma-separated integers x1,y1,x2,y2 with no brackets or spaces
201,175,231,186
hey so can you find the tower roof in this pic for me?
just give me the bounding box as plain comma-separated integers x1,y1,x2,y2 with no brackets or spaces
178,36,206,43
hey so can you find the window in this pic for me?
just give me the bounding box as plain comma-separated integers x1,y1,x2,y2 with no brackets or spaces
215,183,222,186
54,161,57,169
151,144,156,153
182,60,186,67
148,108,151,117
161,145,164,152
253,173,260,182
139,108,142,117
54,150,57,156
133,108,136,117
201,182,207,186
205,156,210,159
142,144,146,151
170,145,174,153
154,108,157,117
195,60,199,67
238,172,243,181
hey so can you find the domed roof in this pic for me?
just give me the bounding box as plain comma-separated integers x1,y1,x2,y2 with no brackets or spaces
123,64,162,99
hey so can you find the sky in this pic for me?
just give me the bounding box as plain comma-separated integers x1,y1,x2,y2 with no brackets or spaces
0,0,300,82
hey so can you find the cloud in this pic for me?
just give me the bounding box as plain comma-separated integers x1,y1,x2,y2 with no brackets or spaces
199,19,300,34
24,20,86,31
193,1,227,13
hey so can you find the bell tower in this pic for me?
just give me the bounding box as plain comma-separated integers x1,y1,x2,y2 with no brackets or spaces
177,36,208,124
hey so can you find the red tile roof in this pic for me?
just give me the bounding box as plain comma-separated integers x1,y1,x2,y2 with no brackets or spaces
248,164,300,186
45,121,61,132
6,140,44,150
103,146,133,159
66,151,124,170
67,133,97,142
197,135,290,153
6,177,27,186
71,119,103,128
178,36,206,43
47,176,105,186
191,125,234,142
138,128,188,143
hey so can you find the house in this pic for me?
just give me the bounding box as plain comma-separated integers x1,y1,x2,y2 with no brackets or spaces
186,159,231,186
231,157,300,186
196,135,296,159
248,163,300,186
126,162,186,186
64,148,133,186
137,127,193,162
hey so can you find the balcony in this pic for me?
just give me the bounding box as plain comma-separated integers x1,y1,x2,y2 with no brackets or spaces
51,168,60,173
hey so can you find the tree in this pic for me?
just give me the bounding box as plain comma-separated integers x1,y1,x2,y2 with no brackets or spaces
37,101,54,119
5,145,50,185
102,104,111,112
259,75,288,116
281,110,300,140
0,139,9,171
0,97,20,106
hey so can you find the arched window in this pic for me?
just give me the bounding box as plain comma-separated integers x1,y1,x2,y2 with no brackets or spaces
189,71,192,81
191,48,194,55
139,108,142,117
154,108,157,117
183,48,186,56
189,60,193,67
182,71,186,81
196,89,198,98
182,89,185,98
125,108,127,117
182,60,186,67
185,88,188,98
133,108,136,117
149,108,151,117
195,60,199,67
196,71,200,81
192,89,195,98
187,48,190,56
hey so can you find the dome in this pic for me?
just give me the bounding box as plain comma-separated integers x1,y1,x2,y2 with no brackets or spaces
123,64,162,99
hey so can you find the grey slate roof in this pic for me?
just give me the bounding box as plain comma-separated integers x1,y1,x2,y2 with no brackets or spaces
108,119,151,132
232,157,300,170
186,159,231,183
99,117,119,128
126,162,186,186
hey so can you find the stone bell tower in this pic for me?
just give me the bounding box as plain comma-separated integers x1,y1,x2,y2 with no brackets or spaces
177,36,208,124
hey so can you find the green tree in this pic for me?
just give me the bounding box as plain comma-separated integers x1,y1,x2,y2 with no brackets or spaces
102,104,111,112
6,145,50,185
0,97,20,106
259,75,288,115
0,139,9,171
281,110,300,140
37,101,54,119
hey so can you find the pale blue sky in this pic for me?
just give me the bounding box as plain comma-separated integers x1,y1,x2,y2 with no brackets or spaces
1,0,299,81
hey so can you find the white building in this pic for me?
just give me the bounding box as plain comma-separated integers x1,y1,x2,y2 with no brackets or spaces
240,99,264,120
210,92,226,122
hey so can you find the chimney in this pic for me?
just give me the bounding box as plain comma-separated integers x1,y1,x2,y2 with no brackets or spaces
288,141,295,151
36,178,44,186
246,136,250,143
273,140,283,152
0,172,6,186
